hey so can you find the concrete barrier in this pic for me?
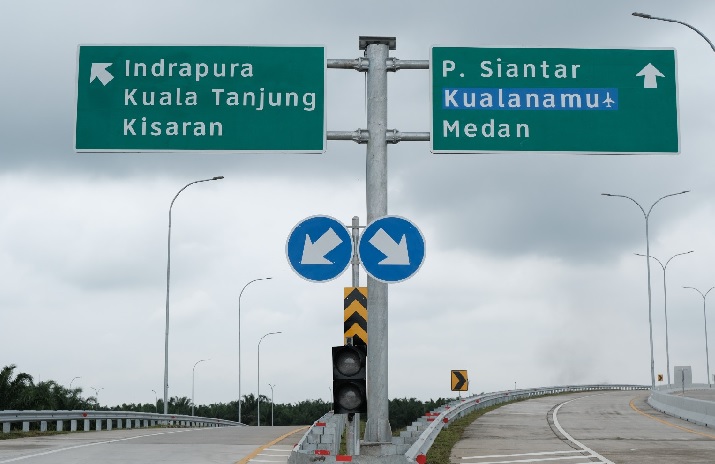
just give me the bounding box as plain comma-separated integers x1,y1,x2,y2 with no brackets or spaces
648,384,715,428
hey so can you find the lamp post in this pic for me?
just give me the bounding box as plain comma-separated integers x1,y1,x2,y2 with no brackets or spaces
192,359,209,416
237,277,271,423
602,191,689,388
257,331,281,426
632,12,715,53
268,383,275,426
69,376,80,389
683,286,714,388
152,389,158,413
635,251,694,386
163,176,224,415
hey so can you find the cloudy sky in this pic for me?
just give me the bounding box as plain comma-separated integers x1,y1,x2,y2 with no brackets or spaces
3,0,715,410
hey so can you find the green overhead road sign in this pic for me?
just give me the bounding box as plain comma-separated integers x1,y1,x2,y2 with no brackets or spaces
431,47,679,154
75,45,325,153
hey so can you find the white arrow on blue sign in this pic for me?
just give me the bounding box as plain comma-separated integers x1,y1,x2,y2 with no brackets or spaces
358,215,426,283
286,215,353,283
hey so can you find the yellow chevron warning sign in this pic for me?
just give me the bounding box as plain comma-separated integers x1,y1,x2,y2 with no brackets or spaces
344,287,367,345
451,370,468,391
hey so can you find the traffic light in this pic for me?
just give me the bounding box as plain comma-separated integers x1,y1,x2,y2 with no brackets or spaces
332,345,367,414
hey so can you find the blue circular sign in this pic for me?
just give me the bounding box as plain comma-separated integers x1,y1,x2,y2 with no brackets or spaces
358,215,426,283
286,215,353,283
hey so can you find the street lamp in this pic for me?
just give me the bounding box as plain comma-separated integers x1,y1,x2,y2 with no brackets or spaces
152,389,158,413
602,190,689,388
163,176,224,415
635,251,694,385
683,286,714,388
257,331,281,426
192,359,210,416
632,12,715,53
70,376,80,389
237,277,272,423
268,383,275,426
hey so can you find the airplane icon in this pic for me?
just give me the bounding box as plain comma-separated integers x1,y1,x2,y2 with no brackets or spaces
603,92,615,108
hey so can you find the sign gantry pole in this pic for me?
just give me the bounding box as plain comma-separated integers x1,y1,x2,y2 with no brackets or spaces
324,37,428,450
362,37,392,445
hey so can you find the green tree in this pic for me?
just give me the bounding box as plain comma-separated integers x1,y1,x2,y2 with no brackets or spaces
168,396,192,415
0,364,34,409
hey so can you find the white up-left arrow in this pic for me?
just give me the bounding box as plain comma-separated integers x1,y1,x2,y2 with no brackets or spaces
369,228,410,265
636,63,664,89
90,63,114,86
301,228,342,265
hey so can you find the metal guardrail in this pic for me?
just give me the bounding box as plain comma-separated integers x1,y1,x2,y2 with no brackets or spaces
0,409,242,433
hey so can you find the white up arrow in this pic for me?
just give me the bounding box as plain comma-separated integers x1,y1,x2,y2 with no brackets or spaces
90,63,114,86
636,63,664,89
301,228,342,265
369,228,410,265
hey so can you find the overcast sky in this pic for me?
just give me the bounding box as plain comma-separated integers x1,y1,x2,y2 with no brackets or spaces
3,0,715,410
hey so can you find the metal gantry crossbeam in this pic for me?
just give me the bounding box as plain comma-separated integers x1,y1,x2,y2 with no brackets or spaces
326,56,429,146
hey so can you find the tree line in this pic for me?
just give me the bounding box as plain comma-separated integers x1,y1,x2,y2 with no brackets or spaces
1,364,452,429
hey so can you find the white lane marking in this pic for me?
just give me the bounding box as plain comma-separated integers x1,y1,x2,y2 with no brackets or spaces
260,448,291,454
462,449,584,459
552,396,613,464
250,445,291,463
462,456,595,464
0,428,202,463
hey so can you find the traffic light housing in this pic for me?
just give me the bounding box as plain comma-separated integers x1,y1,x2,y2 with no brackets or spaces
332,345,367,414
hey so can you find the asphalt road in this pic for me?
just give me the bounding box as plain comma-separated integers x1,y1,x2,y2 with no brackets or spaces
451,390,715,464
0,425,308,464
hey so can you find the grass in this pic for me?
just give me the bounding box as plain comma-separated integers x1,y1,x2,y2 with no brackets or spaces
0,430,70,440
338,417,366,455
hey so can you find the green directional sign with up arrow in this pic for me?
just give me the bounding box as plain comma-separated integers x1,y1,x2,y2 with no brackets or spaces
75,45,325,153
431,47,679,154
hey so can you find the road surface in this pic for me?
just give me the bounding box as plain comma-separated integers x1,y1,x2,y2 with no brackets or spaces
451,390,715,463
0,425,307,464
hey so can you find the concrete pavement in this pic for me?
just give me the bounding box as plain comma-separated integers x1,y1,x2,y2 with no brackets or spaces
0,425,308,464
451,391,715,464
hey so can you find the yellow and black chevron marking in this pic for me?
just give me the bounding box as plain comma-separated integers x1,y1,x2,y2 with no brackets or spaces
451,370,468,391
344,287,367,346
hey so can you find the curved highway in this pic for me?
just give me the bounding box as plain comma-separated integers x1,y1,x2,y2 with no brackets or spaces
3,390,715,463
0,425,307,464
451,390,715,464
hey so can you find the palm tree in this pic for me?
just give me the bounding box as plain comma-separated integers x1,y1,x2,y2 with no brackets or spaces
0,364,34,409
169,396,192,415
